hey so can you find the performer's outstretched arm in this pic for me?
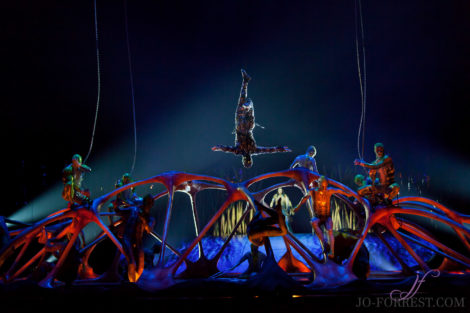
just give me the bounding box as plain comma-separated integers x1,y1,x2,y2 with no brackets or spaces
80,164,92,173
293,191,313,213
354,156,391,169
254,146,291,155
290,156,300,169
330,188,354,199
211,145,238,154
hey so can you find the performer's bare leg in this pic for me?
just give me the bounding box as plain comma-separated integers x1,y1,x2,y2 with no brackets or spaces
311,217,327,252
387,183,400,200
247,204,287,246
239,69,251,106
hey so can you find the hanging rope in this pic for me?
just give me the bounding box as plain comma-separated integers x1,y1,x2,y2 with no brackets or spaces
84,0,102,163
354,0,367,161
124,0,138,175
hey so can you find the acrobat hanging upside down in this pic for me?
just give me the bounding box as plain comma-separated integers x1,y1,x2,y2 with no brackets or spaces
212,69,291,168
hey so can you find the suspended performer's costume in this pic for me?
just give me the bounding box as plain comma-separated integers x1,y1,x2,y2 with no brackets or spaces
62,154,91,206
212,69,291,168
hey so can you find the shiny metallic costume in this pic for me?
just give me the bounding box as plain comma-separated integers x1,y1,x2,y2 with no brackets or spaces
355,143,400,201
61,155,91,205
354,174,380,206
212,69,291,168
308,176,352,259
114,173,142,208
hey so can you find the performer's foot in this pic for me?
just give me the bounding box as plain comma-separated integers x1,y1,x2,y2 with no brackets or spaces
241,69,251,82
128,263,137,282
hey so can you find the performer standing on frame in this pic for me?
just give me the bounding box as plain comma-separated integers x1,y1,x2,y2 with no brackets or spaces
290,145,319,220
290,145,318,173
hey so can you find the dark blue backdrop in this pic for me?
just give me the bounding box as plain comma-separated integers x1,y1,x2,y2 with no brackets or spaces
3,1,470,219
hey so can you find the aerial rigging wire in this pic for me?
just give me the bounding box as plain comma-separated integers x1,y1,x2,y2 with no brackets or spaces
84,0,138,176
123,0,138,175
355,0,367,161
84,0,102,163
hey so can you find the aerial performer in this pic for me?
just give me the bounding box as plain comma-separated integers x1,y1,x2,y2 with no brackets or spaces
61,154,92,206
354,142,400,204
212,69,291,168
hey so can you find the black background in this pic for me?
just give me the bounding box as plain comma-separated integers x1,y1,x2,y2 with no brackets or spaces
2,0,470,218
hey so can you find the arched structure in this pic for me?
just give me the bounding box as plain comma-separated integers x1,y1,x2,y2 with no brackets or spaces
1,169,469,290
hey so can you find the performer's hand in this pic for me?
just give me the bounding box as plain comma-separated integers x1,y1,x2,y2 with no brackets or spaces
354,159,362,166
211,145,221,151
80,164,92,172
278,146,291,152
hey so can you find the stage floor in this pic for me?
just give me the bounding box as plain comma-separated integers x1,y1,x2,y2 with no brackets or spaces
1,234,468,313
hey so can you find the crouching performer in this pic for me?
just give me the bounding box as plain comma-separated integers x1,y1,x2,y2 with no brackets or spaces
110,173,142,211
354,142,400,204
354,174,379,206
212,69,291,168
220,244,267,278
247,200,288,247
62,154,91,206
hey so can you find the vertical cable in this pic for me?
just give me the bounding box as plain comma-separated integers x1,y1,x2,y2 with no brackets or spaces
124,0,138,175
84,0,102,163
358,0,367,159
355,0,367,161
